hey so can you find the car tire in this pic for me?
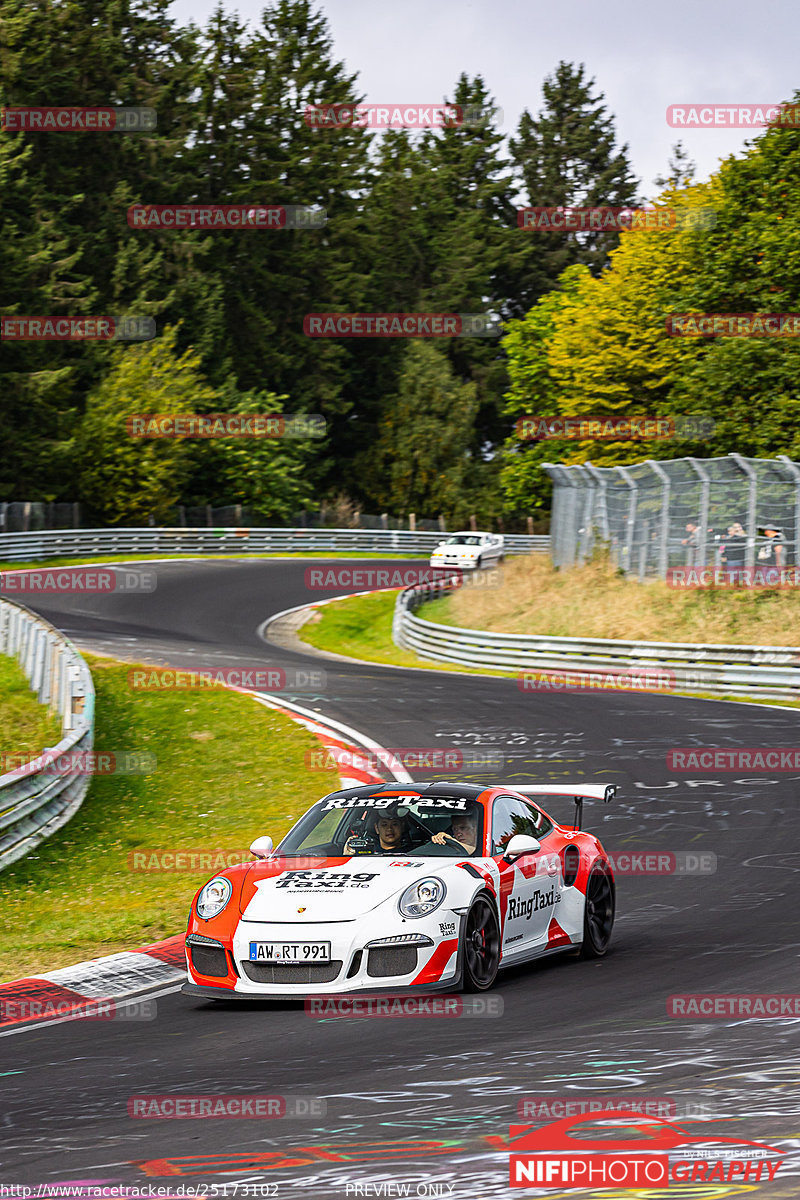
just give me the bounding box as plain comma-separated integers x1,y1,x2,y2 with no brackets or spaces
462,893,501,991
580,862,615,958
475,555,483,570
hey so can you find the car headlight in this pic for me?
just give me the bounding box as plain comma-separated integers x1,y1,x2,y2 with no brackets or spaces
196,876,232,920
399,876,446,918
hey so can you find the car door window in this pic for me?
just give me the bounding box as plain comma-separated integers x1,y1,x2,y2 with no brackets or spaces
491,796,553,855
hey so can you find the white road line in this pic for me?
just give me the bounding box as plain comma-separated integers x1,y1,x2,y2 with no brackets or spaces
254,695,412,783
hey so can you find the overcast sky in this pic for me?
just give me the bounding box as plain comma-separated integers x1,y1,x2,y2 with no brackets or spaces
167,0,798,194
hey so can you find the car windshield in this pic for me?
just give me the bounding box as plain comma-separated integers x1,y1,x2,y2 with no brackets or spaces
276,796,485,858
443,535,480,546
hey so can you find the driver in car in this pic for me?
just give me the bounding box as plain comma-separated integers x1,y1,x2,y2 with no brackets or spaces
431,807,479,854
344,804,415,855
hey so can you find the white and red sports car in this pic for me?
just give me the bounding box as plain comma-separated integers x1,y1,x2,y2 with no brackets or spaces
183,781,616,998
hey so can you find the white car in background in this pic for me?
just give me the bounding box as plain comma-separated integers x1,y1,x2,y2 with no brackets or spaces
429,531,504,570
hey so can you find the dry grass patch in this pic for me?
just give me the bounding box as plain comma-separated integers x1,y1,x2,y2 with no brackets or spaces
424,554,800,646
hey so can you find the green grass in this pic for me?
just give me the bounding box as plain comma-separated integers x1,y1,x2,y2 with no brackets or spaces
0,654,62,761
0,655,339,982
300,590,512,675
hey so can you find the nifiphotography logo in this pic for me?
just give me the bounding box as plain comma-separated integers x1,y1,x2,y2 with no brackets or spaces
498,1108,784,1188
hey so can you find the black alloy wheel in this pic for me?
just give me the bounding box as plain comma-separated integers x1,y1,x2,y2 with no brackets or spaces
463,895,501,991
580,864,615,958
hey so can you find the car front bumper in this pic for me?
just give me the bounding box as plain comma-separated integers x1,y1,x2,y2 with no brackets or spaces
185,912,463,997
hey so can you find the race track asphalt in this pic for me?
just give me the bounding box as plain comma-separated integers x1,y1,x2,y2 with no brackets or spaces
2,559,798,1196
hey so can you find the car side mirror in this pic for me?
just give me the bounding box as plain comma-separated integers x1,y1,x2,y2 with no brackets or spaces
249,835,274,859
504,834,541,862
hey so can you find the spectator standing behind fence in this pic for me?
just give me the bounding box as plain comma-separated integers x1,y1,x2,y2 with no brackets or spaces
682,522,699,565
758,524,785,570
722,522,747,582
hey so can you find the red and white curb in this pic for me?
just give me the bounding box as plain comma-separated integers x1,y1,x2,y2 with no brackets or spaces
0,693,403,1030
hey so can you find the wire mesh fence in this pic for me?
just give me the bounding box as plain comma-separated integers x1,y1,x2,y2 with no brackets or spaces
543,454,800,579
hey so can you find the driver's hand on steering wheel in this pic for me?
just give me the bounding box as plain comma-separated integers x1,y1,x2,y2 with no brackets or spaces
432,831,457,845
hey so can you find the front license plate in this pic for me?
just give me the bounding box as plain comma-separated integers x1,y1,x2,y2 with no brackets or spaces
249,941,331,962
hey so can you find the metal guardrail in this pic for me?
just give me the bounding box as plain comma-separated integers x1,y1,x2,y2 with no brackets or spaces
0,527,549,562
0,600,95,871
392,577,800,698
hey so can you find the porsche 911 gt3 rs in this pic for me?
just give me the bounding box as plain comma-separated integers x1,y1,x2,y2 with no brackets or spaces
182,781,616,998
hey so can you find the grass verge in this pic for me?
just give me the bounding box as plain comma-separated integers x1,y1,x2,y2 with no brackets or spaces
425,554,800,647
299,591,511,675
0,655,339,982
0,654,62,759
297,584,799,709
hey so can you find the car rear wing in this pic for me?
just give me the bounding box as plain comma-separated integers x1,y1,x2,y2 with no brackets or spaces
514,783,618,831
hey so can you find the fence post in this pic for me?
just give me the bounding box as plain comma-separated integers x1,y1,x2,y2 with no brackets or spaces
469,514,477,531
542,463,573,567
616,466,638,576
777,455,800,567
381,513,388,530
409,513,416,532
646,459,671,579
730,453,758,571
584,463,610,545
687,458,710,568
575,465,596,564
438,514,446,533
